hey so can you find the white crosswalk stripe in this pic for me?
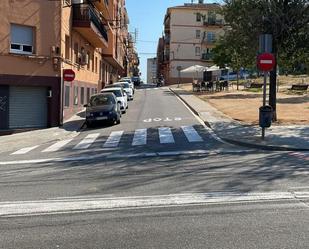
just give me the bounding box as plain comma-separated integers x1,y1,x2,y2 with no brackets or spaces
103,131,124,148
11,145,40,155
9,127,207,155
42,139,73,153
158,127,175,144
132,129,147,146
181,126,203,142
73,133,100,150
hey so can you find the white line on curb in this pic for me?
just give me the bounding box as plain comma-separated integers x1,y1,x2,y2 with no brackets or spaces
1,191,307,217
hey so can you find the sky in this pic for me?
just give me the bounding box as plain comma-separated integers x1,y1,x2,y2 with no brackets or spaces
125,0,195,81
125,0,223,81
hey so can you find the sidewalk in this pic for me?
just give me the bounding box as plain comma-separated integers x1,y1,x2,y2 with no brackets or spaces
170,87,309,151
0,110,85,154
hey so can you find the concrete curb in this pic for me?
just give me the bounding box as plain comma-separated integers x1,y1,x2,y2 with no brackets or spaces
170,88,309,152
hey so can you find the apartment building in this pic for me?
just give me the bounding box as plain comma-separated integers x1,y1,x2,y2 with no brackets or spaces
157,2,226,84
0,0,137,132
147,58,157,83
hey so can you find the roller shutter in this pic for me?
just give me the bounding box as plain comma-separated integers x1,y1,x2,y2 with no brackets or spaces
9,86,47,129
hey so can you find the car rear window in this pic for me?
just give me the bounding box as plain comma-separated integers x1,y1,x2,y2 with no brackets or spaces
90,95,115,106
103,90,122,97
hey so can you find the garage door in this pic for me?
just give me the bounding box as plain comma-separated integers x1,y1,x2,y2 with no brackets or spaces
9,86,47,129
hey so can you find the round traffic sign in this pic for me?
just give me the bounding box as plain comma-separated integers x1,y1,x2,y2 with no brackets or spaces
257,53,275,72
63,69,75,82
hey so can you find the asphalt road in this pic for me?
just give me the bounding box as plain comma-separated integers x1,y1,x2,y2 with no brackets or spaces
0,84,308,248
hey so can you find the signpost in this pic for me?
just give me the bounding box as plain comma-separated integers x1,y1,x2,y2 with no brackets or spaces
63,69,75,82
257,52,275,139
176,66,182,88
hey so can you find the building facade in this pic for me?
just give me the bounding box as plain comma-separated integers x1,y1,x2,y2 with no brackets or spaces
158,2,226,85
147,58,157,83
0,0,138,132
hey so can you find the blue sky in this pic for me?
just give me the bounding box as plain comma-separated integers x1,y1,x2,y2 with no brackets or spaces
126,0,190,81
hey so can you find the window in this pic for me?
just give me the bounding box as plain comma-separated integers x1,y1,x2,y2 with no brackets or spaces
65,35,70,60
195,46,201,56
86,87,90,102
80,87,85,105
64,85,70,107
196,13,201,22
92,54,95,72
74,42,79,63
207,32,216,42
99,60,102,81
95,57,98,73
87,52,90,70
10,24,34,54
74,86,78,105
196,30,201,39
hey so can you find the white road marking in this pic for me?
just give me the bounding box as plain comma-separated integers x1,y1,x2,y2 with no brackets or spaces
1,192,307,217
0,149,256,165
42,139,73,153
132,129,147,146
181,126,203,142
11,146,40,155
158,127,175,144
73,133,100,150
103,131,124,148
172,90,228,144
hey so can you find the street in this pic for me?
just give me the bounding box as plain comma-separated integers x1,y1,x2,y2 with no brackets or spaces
0,86,309,248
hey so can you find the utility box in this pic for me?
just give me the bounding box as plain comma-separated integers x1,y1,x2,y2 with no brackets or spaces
259,105,273,128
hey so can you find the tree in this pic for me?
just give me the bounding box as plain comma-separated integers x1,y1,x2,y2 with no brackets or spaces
221,0,309,120
212,30,256,89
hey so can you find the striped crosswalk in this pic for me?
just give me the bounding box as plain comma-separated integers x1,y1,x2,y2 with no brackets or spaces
132,129,147,146
158,127,175,144
10,126,207,155
73,133,100,150
42,139,73,153
103,131,124,148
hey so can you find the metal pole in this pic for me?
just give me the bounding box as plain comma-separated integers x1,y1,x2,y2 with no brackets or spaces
262,72,267,139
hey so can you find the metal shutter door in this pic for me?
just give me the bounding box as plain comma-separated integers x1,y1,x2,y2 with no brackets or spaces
9,86,47,129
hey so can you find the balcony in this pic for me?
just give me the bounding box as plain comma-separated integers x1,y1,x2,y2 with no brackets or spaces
204,18,224,26
93,0,110,18
72,3,108,48
201,53,213,61
201,38,216,45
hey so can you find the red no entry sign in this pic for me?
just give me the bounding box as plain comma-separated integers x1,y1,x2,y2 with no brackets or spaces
63,69,75,82
257,53,275,72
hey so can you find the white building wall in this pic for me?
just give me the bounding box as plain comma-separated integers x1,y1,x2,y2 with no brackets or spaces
147,58,157,83
167,5,225,81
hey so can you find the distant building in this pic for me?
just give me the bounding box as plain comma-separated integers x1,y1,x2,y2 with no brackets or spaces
147,58,157,83
157,2,226,85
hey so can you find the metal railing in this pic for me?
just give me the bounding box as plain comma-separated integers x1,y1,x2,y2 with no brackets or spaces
204,19,224,26
73,3,108,42
201,53,213,61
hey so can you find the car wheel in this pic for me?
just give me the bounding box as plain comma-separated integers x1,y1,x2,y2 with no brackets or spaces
116,117,121,124
86,121,92,128
126,105,128,109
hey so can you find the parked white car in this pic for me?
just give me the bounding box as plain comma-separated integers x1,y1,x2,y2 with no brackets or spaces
120,77,135,94
100,87,128,113
113,82,134,100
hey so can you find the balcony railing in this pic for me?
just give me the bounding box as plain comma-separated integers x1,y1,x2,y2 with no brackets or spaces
201,53,213,61
73,3,108,42
202,38,216,44
204,19,224,26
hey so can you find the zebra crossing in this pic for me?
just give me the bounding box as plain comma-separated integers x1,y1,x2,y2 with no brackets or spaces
10,126,207,156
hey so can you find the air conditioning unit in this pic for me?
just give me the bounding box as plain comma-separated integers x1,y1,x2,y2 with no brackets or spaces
79,52,88,65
